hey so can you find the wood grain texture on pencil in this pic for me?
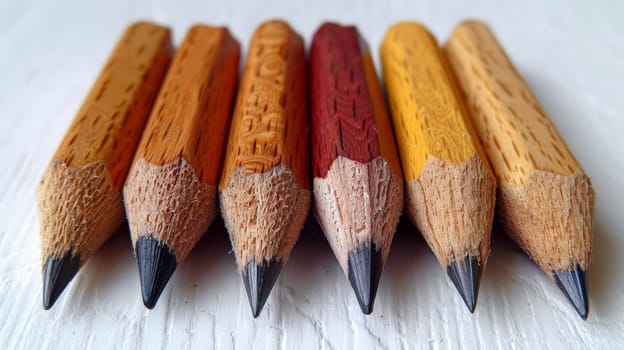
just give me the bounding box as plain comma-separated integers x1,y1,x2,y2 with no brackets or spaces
36,22,172,309
124,25,240,309
381,22,496,312
310,23,403,314
219,20,309,317
444,20,594,319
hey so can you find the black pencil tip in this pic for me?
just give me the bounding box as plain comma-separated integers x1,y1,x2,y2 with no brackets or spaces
553,264,588,320
242,258,282,318
136,237,177,309
43,252,80,310
347,243,383,314
447,255,482,313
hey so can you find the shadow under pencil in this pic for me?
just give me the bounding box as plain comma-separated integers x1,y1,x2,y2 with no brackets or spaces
64,223,136,313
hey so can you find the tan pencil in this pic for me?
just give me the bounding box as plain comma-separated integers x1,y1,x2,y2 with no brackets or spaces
124,25,240,309
445,20,594,319
381,22,496,312
219,20,310,318
36,22,172,309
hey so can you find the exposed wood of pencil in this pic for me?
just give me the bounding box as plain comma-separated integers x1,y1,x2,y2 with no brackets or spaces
125,25,240,263
381,22,496,272
219,20,310,271
37,22,172,266
444,20,594,275
310,23,403,279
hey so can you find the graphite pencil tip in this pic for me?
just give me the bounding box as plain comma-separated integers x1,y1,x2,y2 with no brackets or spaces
347,243,383,314
242,258,283,318
553,264,588,320
136,236,177,309
43,252,80,310
447,255,482,313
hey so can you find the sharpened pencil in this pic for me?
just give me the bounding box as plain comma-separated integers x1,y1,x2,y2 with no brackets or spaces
381,22,496,312
36,22,172,310
219,20,310,318
444,20,594,319
124,25,240,309
310,23,404,314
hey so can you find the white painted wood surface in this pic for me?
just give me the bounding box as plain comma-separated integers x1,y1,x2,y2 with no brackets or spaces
1,0,623,348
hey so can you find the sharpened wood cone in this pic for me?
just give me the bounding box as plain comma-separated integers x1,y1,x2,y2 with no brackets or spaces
347,243,383,314
242,258,283,318
136,237,177,309
43,252,80,310
447,255,482,313
553,264,588,320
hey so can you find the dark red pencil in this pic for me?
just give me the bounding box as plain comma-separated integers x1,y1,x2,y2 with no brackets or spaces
310,23,404,314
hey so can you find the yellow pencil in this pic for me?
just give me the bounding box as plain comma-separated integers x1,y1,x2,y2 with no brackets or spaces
445,20,594,319
381,22,496,312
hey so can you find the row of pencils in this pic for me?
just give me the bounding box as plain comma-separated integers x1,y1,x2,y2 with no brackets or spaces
37,19,594,319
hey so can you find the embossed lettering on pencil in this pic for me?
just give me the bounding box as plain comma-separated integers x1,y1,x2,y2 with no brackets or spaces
238,29,288,172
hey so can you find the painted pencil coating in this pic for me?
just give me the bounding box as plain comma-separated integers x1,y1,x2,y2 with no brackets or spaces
219,20,310,317
37,22,173,309
445,20,593,318
381,22,496,312
311,22,403,314
124,25,240,308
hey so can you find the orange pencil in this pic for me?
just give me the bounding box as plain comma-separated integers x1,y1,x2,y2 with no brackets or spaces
37,22,172,309
219,20,310,317
124,25,240,308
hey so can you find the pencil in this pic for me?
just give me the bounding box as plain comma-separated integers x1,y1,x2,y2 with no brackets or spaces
444,20,594,319
36,22,172,309
219,20,310,318
310,23,404,314
381,22,496,312
124,25,240,309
